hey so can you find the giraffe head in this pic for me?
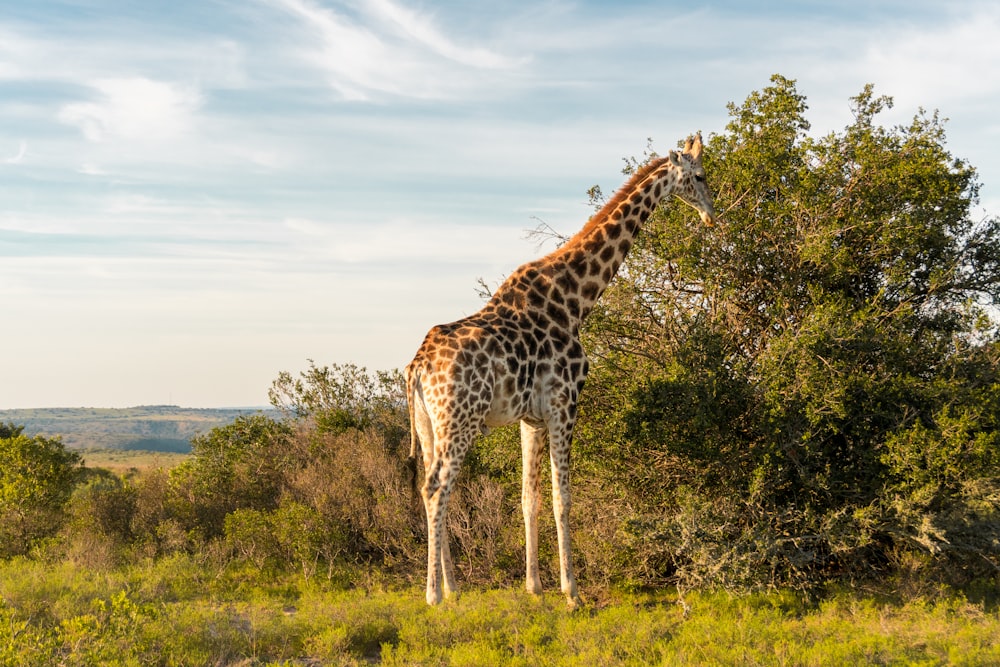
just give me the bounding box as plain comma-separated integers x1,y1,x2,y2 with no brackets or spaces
669,132,716,226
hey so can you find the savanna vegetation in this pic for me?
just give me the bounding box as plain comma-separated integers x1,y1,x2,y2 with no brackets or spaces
3,75,1000,664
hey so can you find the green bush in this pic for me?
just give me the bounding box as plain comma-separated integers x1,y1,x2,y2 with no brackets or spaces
168,413,293,540
578,76,1000,590
0,423,82,558
60,470,137,568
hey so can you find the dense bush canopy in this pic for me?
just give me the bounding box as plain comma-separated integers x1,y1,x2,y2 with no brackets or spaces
0,423,81,557
577,75,1000,589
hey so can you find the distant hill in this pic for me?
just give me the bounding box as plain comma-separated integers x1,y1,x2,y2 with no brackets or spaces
0,405,271,452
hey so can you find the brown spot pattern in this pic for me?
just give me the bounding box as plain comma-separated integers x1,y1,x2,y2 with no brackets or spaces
406,134,715,608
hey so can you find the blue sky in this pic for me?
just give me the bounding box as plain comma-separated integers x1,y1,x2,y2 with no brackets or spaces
2,0,999,408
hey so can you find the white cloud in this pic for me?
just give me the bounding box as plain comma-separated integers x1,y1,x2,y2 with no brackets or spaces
103,193,180,215
861,7,1000,110
2,140,26,164
0,25,45,80
364,0,523,69
268,0,526,100
78,163,107,176
282,215,529,266
58,77,203,143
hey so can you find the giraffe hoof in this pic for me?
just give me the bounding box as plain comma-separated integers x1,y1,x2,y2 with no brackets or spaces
566,595,582,611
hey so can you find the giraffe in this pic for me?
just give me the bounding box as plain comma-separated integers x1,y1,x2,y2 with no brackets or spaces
406,133,716,608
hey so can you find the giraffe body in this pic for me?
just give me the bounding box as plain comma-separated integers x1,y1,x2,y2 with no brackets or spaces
407,134,716,607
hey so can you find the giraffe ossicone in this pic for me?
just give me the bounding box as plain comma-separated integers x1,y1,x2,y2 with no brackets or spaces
406,133,716,608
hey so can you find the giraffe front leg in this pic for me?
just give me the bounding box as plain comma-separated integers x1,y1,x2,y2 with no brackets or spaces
521,421,546,595
550,437,581,610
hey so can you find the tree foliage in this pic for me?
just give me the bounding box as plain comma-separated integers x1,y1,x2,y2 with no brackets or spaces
0,422,82,557
579,74,1000,589
168,414,293,539
269,360,407,445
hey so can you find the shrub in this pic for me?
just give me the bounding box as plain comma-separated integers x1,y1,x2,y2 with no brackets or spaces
0,423,82,558
284,426,421,569
60,470,137,569
168,414,293,540
577,76,1000,590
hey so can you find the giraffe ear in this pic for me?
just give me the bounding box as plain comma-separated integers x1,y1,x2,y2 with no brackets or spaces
685,132,704,162
668,150,681,166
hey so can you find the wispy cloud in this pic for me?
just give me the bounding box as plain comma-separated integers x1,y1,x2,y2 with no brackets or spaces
78,163,107,176
3,140,26,164
58,77,203,143
363,0,522,69
281,215,529,266
267,0,526,100
861,6,1000,109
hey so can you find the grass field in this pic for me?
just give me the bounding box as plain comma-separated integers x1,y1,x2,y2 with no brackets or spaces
2,555,998,666
78,448,190,473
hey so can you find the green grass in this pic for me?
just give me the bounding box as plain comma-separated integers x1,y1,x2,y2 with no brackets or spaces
1,556,998,666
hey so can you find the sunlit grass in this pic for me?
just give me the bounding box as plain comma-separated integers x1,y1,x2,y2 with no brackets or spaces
2,555,998,666
79,448,190,473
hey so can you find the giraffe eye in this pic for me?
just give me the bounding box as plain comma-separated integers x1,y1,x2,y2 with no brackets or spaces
694,174,706,183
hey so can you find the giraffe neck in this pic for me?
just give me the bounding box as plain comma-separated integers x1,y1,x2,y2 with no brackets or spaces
545,156,681,320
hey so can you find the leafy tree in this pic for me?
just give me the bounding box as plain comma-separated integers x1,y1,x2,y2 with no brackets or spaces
61,469,138,568
269,360,407,445
579,75,1000,589
0,422,82,557
169,414,293,539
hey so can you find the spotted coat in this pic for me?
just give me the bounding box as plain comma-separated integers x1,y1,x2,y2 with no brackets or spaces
407,134,716,607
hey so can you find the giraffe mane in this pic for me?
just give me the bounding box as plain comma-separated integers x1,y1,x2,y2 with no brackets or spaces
599,157,670,219
566,155,671,247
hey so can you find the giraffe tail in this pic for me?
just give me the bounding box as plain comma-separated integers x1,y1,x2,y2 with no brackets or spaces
404,362,421,504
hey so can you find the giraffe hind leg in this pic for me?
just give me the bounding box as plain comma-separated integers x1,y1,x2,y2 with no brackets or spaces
421,458,444,605
421,453,461,604
441,524,457,598
426,459,458,599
